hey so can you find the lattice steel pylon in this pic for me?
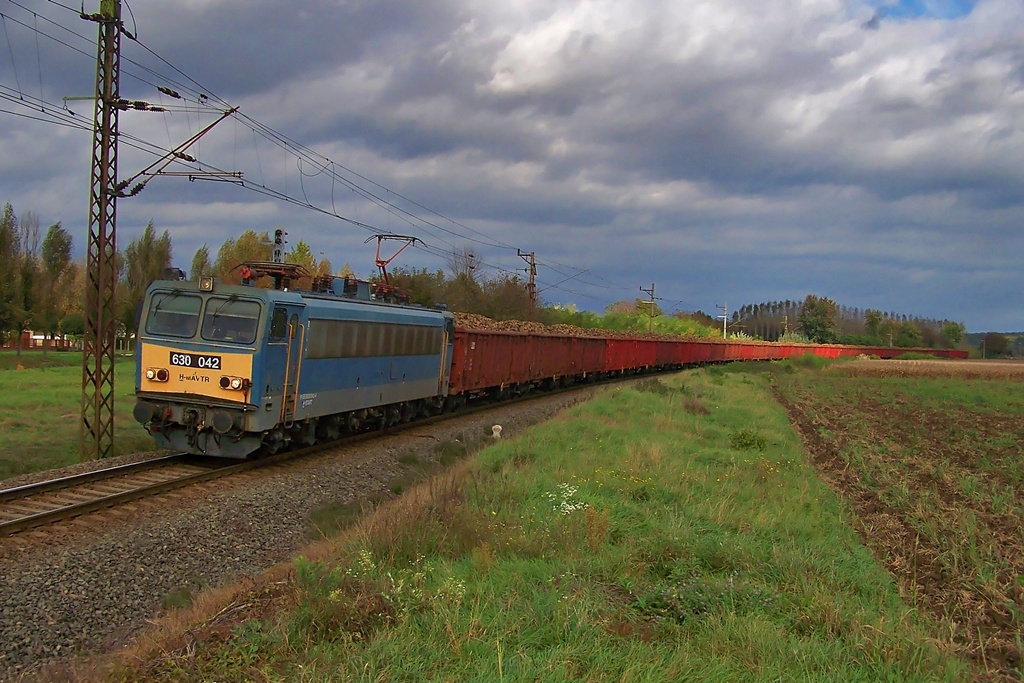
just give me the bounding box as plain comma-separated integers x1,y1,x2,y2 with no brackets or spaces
80,0,122,460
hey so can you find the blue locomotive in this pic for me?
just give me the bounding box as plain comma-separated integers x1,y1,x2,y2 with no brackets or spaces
133,262,454,458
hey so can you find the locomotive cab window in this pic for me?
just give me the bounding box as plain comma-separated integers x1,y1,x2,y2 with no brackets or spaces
269,307,288,341
201,297,261,344
145,292,202,338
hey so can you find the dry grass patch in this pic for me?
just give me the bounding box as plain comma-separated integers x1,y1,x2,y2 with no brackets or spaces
71,460,480,681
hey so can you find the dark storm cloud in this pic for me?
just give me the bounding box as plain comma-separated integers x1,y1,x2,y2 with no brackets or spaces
2,0,1024,331
122,0,466,99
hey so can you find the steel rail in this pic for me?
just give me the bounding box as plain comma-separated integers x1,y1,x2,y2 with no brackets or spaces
0,453,193,503
0,455,245,537
0,379,627,537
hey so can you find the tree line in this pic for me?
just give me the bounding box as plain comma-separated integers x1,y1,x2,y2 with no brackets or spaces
0,207,595,348
0,204,76,352
732,295,966,348
0,201,973,350
0,212,337,350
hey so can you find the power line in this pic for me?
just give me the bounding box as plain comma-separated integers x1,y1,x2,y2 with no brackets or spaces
43,0,80,15
1,13,24,97
0,3,663,309
2,8,522,269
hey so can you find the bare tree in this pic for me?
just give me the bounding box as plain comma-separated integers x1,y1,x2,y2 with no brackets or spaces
445,245,481,281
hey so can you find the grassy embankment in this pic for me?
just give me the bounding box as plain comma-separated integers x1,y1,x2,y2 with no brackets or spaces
0,351,159,480
112,362,975,682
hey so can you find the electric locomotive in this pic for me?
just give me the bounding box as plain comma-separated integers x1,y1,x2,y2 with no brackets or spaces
133,263,454,458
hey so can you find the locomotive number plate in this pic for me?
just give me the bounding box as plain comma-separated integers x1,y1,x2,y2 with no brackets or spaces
169,352,222,370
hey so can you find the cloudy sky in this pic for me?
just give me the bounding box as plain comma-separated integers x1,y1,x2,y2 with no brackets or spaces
1,0,1021,331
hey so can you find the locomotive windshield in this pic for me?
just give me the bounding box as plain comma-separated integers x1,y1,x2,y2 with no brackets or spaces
145,291,202,338
201,296,261,344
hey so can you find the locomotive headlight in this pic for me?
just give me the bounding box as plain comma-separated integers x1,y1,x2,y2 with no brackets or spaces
219,375,248,391
146,368,169,382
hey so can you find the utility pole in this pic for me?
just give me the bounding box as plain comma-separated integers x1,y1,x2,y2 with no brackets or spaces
80,0,122,460
716,302,727,338
77,1,237,460
518,249,537,317
640,283,655,333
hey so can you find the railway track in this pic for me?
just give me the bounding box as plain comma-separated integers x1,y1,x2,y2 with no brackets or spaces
0,454,255,537
0,380,621,538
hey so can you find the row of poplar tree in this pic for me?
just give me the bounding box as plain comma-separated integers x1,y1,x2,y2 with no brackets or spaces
731,295,966,348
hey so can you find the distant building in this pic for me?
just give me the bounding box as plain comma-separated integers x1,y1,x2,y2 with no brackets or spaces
1,331,75,351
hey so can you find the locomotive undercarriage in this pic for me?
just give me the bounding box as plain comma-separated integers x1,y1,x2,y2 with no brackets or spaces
133,397,261,458
135,393,450,458
260,395,448,455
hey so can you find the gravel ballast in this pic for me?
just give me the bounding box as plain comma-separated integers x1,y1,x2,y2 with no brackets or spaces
0,387,608,680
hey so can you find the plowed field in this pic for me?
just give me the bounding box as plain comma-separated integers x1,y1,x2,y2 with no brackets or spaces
837,358,1024,380
774,361,1024,681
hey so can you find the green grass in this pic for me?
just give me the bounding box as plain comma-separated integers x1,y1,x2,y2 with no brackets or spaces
0,351,160,480
0,349,82,371
122,368,971,682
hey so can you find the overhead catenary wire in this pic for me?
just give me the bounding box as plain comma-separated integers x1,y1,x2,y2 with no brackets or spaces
1,13,24,98
0,5,546,279
44,0,80,15
0,2,694,310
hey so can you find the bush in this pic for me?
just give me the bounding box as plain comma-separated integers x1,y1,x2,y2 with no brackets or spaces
730,428,767,452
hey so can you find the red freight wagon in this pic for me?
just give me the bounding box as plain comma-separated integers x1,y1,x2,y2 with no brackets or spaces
603,339,658,374
678,340,702,364
602,339,633,373
667,340,692,365
655,340,679,367
694,341,719,363
449,330,606,395
571,335,607,378
637,340,658,368
732,342,760,361
449,329,969,398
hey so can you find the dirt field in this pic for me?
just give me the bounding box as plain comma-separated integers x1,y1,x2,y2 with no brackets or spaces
838,358,1024,380
774,366,1024,681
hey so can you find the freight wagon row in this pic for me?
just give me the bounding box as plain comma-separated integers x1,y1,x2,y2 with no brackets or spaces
448,329,968,397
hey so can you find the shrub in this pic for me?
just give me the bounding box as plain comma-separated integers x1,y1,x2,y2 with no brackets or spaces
730,428,767,452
